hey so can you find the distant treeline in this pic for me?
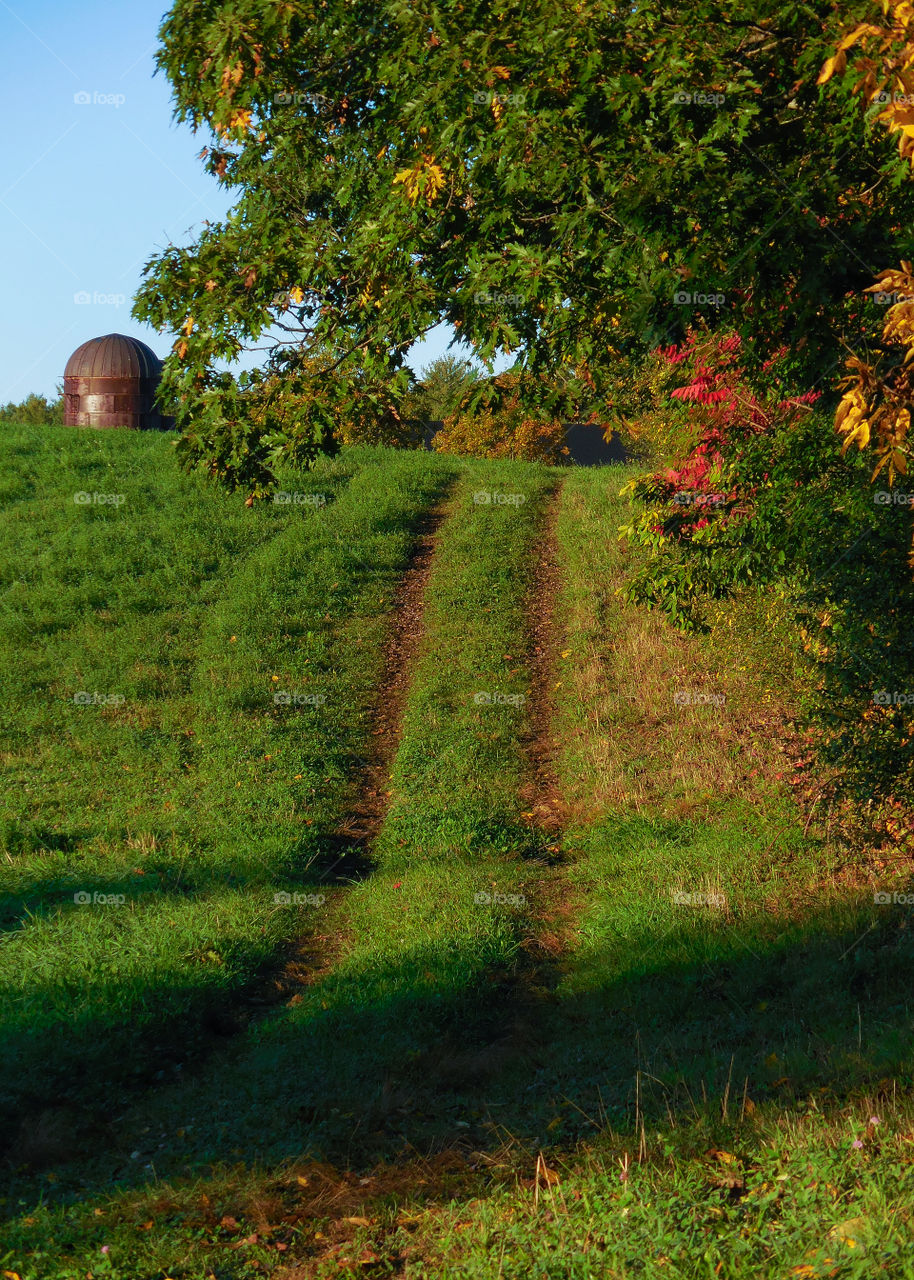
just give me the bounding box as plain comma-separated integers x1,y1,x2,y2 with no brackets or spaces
0,391,64,425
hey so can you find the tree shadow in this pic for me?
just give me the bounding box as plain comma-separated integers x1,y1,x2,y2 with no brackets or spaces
3,868,913,1204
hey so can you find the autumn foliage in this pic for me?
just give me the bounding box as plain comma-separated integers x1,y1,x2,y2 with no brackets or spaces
623,328,823,553
819,3,914,560
432,372,570,463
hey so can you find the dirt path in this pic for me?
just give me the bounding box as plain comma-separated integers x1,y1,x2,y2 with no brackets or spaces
417,479,579,1090
328,503,451,856
234,495,456,1021
519,479,570,838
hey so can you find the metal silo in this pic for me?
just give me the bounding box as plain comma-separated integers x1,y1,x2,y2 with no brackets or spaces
63,334,172,429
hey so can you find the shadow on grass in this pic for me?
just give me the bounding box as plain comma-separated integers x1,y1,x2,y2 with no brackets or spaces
3,840,913,1207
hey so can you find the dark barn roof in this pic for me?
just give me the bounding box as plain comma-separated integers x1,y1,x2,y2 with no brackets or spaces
64,334,162,381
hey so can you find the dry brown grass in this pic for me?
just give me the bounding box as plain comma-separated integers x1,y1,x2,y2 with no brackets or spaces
554,476,802,827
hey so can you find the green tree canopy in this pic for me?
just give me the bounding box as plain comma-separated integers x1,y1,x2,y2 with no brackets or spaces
0,390,64,426
404,354,480,421
134,0,914,491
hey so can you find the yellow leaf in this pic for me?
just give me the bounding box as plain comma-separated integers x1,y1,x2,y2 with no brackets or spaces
182,315,194,335
818,50,847,85
393,156,446,205
345,1216,371,1227
840,416,871,454
838,24,881,52
709,1148,737,1164
492,65,511,80
851,420,872,450
829,1216,868,1249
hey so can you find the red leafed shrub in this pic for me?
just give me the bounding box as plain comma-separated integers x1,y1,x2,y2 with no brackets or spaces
634,327,823,541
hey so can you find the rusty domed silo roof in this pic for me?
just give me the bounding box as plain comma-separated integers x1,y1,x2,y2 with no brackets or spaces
63,333,172,430
64,334,162,381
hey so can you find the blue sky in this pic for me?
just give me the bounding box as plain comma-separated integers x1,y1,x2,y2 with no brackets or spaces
0,0,491,404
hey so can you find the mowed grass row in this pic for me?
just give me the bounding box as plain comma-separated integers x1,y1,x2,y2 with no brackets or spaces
0,425,456,1121
78,460,561,1179
417,468,914,1278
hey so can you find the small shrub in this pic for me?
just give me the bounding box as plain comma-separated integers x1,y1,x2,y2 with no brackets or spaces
432,371,569,463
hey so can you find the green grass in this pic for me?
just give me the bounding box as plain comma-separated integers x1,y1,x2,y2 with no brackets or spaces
27,458,563,1179
3,430,914,1279
0,424,457,1120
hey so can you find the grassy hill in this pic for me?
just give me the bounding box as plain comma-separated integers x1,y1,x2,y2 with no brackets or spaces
2,424,913,1279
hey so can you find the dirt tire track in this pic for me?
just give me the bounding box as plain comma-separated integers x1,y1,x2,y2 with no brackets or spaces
519,479,570,838
416,478,580,1091
330,501,453,852
235,492,457,1019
